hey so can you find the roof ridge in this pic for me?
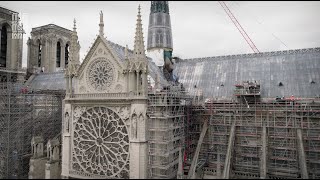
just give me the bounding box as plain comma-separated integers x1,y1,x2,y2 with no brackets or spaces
32,24,73,32
0,6,18,13
182,47,320,62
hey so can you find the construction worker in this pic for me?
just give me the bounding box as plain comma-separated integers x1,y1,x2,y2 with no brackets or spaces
290,95,295,101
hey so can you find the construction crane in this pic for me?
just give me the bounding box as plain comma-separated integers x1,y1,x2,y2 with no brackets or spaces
218,1,260,53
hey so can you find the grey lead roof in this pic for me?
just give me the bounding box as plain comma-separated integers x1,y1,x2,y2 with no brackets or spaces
106,40,168,86
27,72,66,91
175,48,320,99
27,39,168,91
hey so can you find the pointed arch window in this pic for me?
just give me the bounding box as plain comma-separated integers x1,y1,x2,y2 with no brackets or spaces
65,44,69,66
56,42,61,67
38,40,42,67
0,25,7,68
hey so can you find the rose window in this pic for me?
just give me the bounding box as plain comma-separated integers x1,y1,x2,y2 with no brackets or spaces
72,107,129,178
88,59,114,91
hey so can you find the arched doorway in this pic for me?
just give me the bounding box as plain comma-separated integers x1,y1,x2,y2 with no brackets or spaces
0,25,8,68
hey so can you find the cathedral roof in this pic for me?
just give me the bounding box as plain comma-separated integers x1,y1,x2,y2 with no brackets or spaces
0,6,18,14
176,47,320,99
106,40,168,86
31,24,73,33
26,39,168,91
27,71,67,91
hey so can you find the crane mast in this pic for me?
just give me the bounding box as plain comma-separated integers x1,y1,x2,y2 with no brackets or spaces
218,1,260,53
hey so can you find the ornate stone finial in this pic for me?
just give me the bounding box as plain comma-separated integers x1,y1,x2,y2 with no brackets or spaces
133,5,146,59
99,10,104,37
73,18,76,32
138,4,141,14
68,18,80,68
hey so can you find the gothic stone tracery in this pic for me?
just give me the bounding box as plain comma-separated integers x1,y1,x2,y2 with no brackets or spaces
72,106,129,178
87,58,114,92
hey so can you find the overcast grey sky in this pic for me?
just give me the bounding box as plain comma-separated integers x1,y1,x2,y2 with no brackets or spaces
1,1,320,68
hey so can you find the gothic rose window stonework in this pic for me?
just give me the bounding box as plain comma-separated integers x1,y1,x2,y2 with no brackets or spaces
72,107,129,178
87,58,114,92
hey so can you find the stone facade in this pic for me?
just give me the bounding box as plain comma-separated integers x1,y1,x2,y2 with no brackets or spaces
0,6,24,82
27,23,79,74
61,7,149,179
0,6,23,70
28,135,62,179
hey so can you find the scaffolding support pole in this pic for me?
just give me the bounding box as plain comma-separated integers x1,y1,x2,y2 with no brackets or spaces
187,119,208,179
296,128,308,179
177,147,184,179
222,116,236,179
260,121,267,179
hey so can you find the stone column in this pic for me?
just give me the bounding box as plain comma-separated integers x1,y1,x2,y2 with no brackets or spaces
141,71,148,96
136,71,139,95
27,38,31,71
129,103,148,179
141,72,145,95
35,41,40,70
126,71,129,93
41,39,46,72
61,103,71,178
48,40,52,72
69,75,72,95
129,71,136,93
45,39,49,72
6,30,12,69
65,75,69,95
0,29,2,58
52,39,57,72
18,34,23,69
61,43,65,69
144,71,148,95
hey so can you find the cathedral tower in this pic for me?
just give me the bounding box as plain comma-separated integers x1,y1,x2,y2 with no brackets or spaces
147,1,175,82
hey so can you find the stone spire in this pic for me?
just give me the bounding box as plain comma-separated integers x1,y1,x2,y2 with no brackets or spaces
73,18,76,32
133,5,146,59
99,11,104,37
69,18,80,66
147,1,173,51
150,1,169,14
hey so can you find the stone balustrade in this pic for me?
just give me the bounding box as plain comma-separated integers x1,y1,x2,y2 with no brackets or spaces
69,92,146,99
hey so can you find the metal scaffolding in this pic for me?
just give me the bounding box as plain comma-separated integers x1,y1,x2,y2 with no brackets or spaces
185,81,320,179
0,71,64,179
147,85,189,179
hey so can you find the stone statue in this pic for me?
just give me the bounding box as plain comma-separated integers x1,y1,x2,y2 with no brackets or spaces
65,112,70,133
132,114,137,139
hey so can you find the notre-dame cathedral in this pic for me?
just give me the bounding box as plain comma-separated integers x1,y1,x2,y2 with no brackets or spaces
1,1,320,179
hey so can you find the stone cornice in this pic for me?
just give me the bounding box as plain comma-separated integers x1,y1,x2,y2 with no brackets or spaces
181,47,320,63
0,7,18,21
32,24,72,33
0,6,18,14
31,24,72,39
